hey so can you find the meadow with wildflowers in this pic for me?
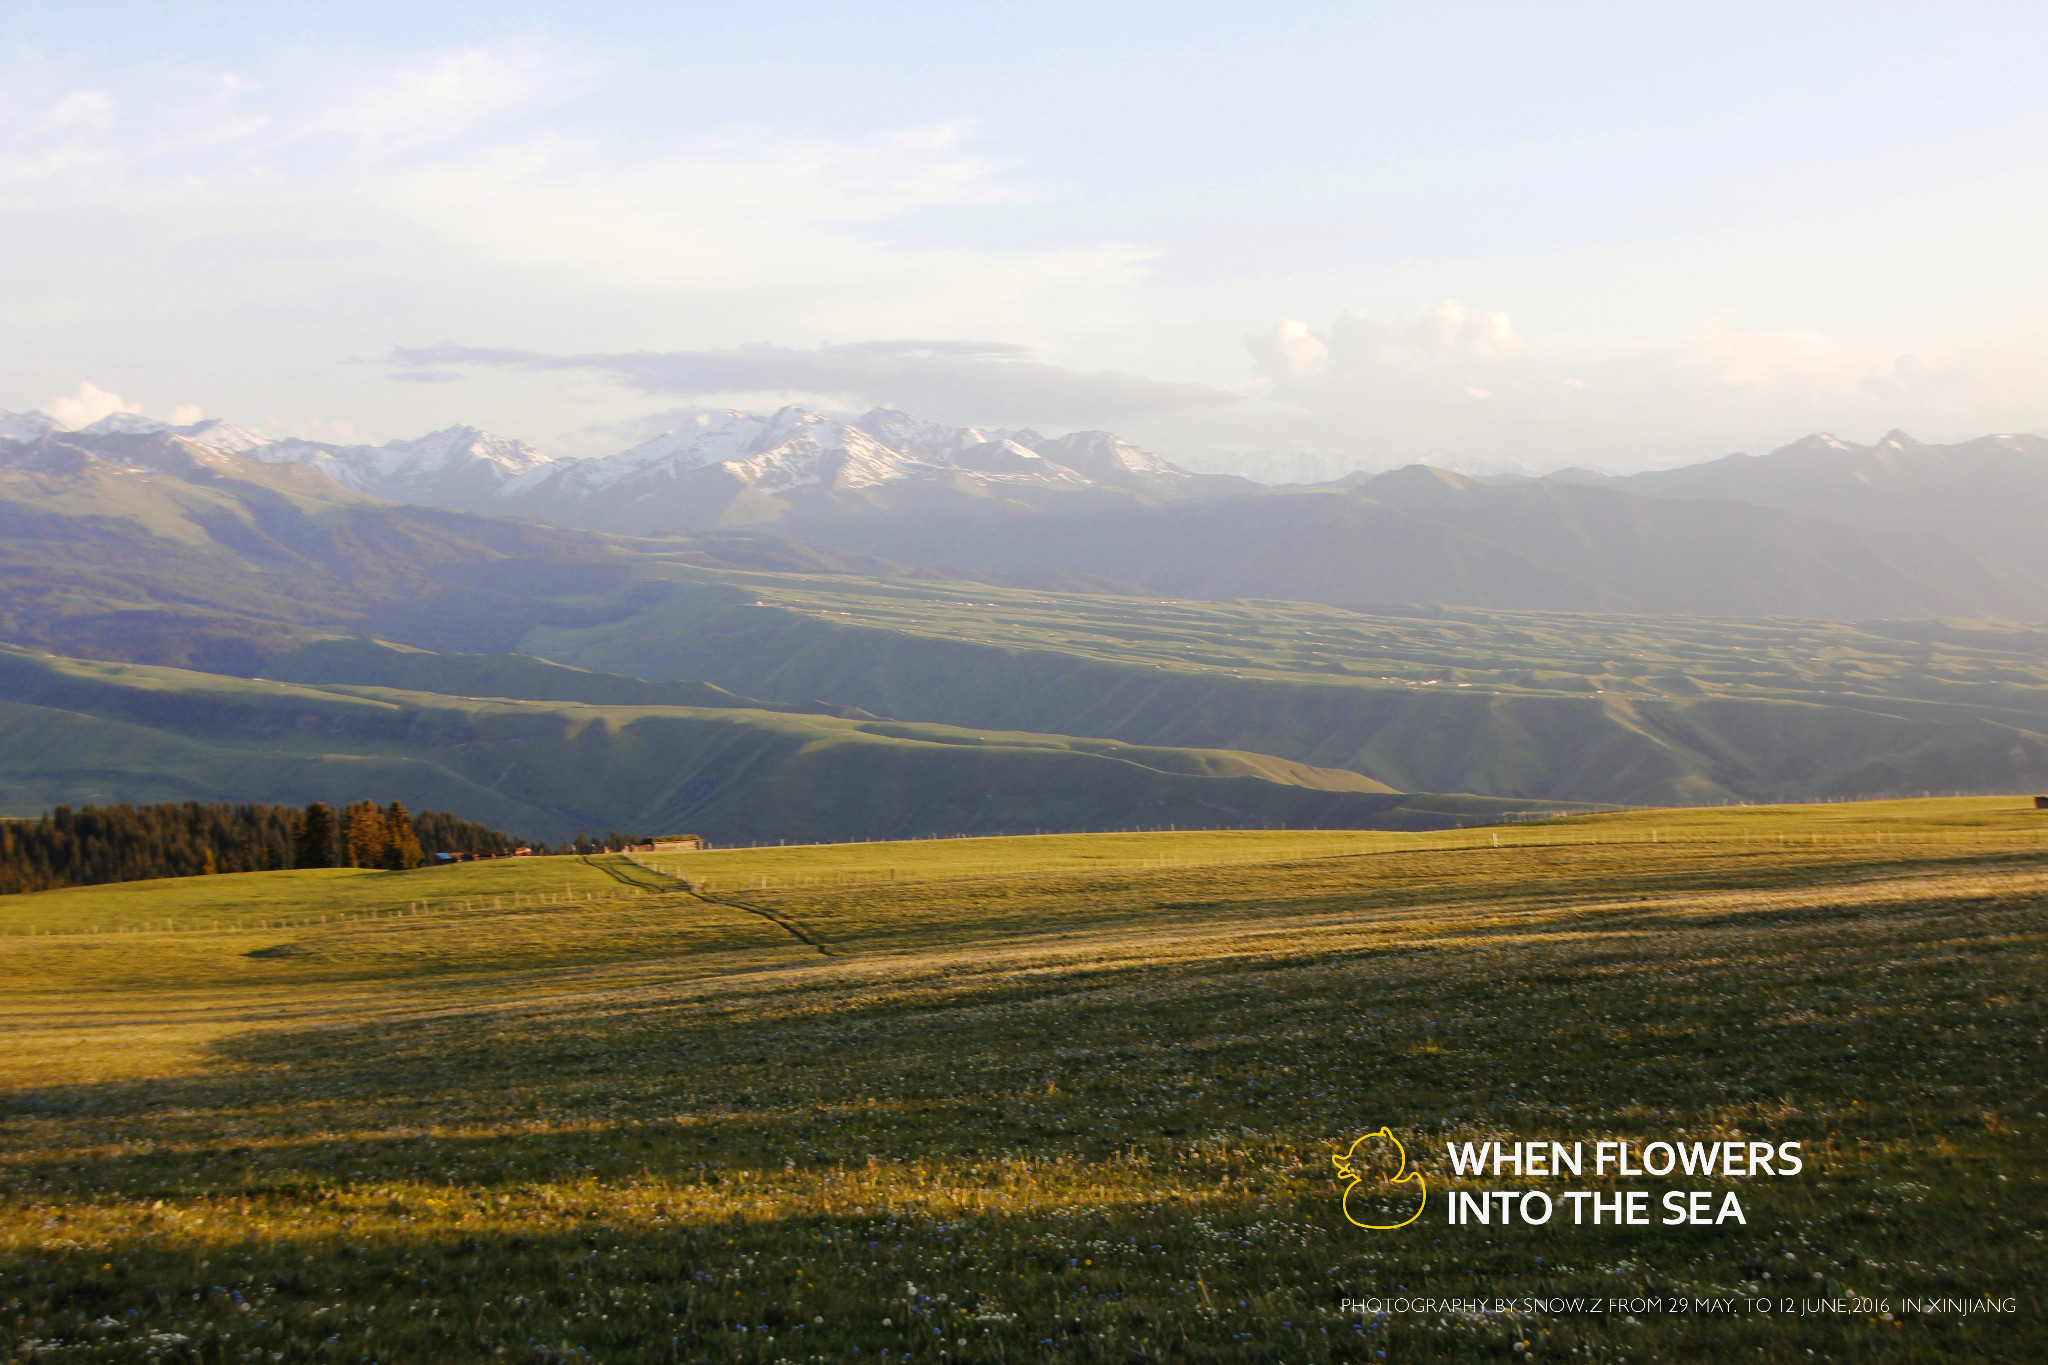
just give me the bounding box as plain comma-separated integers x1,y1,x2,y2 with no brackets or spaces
1,799,2042,1362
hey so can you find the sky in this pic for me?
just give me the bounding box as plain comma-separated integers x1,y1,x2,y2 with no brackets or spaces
3,0,2046,476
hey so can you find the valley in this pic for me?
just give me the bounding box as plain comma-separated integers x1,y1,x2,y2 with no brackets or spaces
0,645,1561,844
511,565,2048,806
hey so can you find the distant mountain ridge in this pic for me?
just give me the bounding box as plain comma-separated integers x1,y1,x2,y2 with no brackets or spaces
0,420,626,672
243,426,559,507
499,405,1251,531
1548,429,2048,575
694,463,2048,620
6,404,2047,621
0,404,1244,525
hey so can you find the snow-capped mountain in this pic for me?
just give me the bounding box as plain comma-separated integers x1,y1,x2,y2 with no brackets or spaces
0,410,64,443
0,409,274,451
75,413,278,454
1,402,1245,532
496,405,1240,532
243,426,562,508
0,424,358,501
582,405,1206,497
0,410,561,509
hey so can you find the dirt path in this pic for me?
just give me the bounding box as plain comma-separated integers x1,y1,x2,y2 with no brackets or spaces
603,854,836,956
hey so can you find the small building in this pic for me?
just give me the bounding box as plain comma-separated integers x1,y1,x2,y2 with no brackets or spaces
2035,796,2048,810
632,834,704,852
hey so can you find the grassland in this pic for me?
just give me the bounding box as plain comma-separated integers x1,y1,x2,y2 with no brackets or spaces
0,857,651,937
9,645,1605,846
516,564,2048,805
1,798,2043,1362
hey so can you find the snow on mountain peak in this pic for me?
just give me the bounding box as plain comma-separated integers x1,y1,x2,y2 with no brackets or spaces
10,401,1207,523
526,405,1194,504
376,426,557,478
65,412,277,453
0,410,64,443
234,424,564,503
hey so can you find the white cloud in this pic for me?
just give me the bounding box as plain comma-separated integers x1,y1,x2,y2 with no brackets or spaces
1244,318,1328,379
8,37,2041,465
1248,300,1529,391
0,43,1152,436
41,381,139,429
1188,299,2048,477
292,48,563,165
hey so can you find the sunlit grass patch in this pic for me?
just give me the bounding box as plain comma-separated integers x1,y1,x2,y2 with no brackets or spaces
0,855,646,936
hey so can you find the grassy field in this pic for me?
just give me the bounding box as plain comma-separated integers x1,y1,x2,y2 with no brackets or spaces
561,564,2048,706
513,565,2048,806
0,858,647,936
0,798,2042,1361
7,645,1594,845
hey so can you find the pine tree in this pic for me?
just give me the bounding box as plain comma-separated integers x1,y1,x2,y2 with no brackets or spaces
339,801,380,868
0,800,521,893
382,802,425,870
295,803,336,869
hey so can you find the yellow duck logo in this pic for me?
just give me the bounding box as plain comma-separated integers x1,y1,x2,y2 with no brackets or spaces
1332,1126,1427,1230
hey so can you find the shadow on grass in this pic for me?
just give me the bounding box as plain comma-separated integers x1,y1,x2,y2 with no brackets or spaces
3,881,2042,1362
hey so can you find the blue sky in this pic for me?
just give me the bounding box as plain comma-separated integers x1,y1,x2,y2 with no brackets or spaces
4,1,2045,472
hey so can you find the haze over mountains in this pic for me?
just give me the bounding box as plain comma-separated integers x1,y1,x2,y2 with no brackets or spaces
1550,429,2048,577
5,404,2046,621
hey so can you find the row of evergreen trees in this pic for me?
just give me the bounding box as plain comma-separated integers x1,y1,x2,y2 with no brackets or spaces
0,801,526,895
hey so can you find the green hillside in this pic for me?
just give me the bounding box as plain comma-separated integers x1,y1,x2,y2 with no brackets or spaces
510,564,2048,806
260,636,879,718
0,430,646,670
0,645,1575,844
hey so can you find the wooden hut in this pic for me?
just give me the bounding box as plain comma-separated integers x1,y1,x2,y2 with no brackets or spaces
631,834,705,852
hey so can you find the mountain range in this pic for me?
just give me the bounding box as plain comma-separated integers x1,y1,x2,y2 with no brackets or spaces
5,406,1246,521
6,406,2047,621
1548,429,2048,576
5,398,2048,828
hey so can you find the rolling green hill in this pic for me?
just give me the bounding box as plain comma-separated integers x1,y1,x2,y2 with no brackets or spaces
0,645,1572,844
259,636,881,719
507,564,2048,806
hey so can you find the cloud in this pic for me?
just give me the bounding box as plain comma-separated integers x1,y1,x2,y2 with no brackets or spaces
292,48,565,165
389,340,1236,428
1198,299,2048,476
0,43,1156,439
41,381,139,428
1244,319,1329,380
1248,300,1528,392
